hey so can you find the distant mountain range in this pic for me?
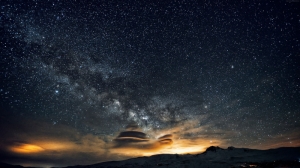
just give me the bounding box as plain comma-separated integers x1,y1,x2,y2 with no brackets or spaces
1,146,300,168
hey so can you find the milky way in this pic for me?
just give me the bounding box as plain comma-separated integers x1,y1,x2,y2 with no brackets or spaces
0,1,299,167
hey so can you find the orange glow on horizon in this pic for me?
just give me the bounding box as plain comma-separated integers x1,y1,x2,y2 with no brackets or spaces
110,135,223,157
6,119,226,160
109,120,225,157
10,143,44,153
142,138,222,156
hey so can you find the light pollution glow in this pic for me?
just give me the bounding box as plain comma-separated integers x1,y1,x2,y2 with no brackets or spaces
10,143,44,153
8,134,221,156
6,120,223,158
3,119,300,167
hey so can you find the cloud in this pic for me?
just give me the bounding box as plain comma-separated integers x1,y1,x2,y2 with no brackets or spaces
0,118,111,167
9,143,44,153
3,114,263,167
110,120,227,156
0,117,228,167
114,130,150,144
158,134,173,140
111,123,174,155
117,131,148,140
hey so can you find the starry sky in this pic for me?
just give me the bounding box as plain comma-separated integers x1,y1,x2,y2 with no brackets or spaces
0,0,300,167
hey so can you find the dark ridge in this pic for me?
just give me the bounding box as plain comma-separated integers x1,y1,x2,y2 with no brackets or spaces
228,146,235,150
205,146,224,152
63,147,300,168
0,162,24,168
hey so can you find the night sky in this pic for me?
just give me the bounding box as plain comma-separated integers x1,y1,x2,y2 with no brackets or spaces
0,0,300,167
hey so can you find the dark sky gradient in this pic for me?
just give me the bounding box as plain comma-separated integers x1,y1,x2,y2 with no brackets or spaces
0,1,300,167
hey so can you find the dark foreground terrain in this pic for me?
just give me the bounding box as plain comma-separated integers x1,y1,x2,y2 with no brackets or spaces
64,146,300,168
1,146,300,168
